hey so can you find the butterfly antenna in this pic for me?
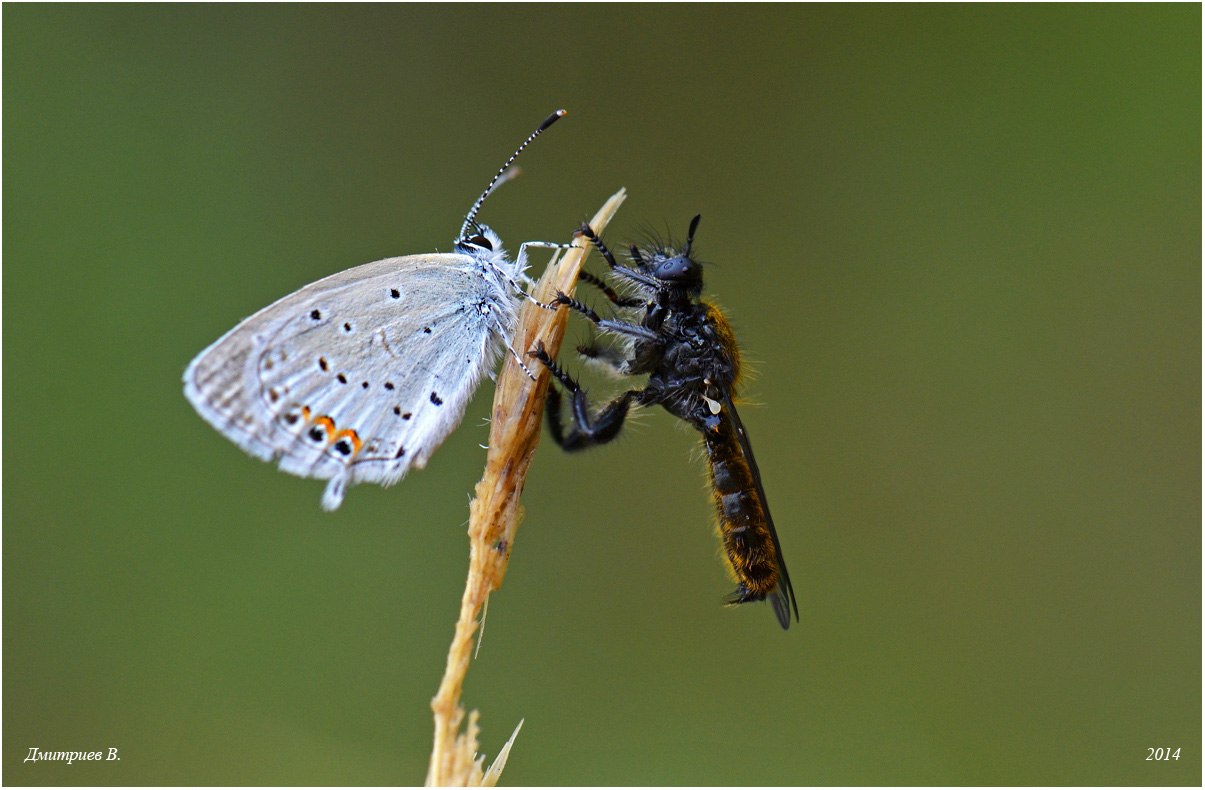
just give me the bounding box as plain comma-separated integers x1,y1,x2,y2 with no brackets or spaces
458,109,567,241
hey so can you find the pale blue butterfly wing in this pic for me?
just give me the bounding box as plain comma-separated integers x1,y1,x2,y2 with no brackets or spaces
184,245,517,510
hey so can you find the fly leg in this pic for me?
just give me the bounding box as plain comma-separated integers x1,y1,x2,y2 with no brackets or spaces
575,342,629,376
577,270,645,308
551,292,661,344
529,342,640,452
575,223,661,292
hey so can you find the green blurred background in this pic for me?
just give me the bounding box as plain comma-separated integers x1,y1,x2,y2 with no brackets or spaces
5,4,1200,786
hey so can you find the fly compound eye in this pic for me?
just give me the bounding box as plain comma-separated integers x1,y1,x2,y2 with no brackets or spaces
656,255,701,284
465,233,493,251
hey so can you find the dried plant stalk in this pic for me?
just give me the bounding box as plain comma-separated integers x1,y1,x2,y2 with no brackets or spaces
425,188,627,787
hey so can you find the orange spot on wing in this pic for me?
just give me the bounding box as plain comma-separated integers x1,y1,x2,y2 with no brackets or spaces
314,416,336,440
333,428,362,454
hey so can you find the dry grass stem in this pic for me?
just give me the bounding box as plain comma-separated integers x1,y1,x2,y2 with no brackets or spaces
425,189,627,786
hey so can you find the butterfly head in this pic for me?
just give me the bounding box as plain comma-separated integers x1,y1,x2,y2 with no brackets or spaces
455,225,505,259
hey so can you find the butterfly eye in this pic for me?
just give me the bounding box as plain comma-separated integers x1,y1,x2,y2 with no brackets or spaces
466,233,493,251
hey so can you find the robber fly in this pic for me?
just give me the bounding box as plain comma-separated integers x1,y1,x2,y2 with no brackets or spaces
531,215,798,629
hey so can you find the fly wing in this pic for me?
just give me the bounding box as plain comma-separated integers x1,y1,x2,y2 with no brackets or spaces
722,392,799,628
184,252,509,510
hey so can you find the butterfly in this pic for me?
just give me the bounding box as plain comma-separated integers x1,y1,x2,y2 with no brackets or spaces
184,110,567,510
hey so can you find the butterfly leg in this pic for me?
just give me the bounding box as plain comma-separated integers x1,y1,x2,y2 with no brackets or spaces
506,344,538,380
511,283,560,312
510,241,579,310
518,239,574,258
483,303,540,381
515,240,575,290
529,342,639,451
